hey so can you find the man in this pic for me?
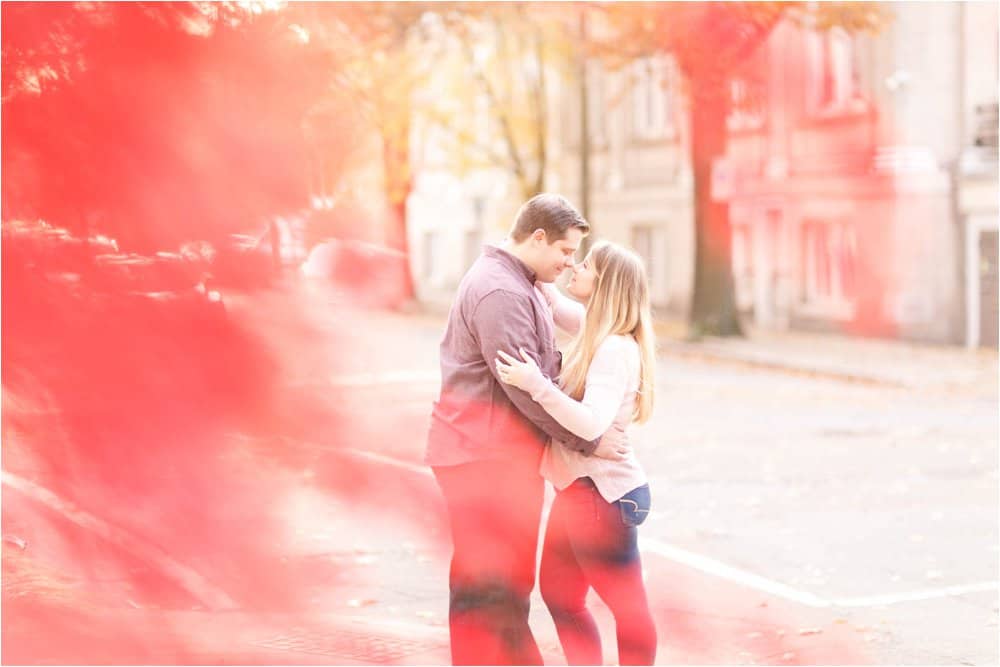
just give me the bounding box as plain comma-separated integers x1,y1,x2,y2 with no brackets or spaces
426,193,623,665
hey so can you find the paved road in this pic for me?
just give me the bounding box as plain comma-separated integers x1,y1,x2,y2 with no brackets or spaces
4,279,996,665
266,284,998,665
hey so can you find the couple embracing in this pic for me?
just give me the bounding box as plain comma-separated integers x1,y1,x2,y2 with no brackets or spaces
426,194,658,666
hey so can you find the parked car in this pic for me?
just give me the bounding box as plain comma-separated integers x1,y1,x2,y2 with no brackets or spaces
301,238,411,309
3,220,225,325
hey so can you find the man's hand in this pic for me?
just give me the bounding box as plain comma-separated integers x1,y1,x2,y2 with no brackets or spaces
593,423,630,461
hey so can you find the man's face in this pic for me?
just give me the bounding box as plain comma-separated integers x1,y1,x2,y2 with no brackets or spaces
533,228,584,283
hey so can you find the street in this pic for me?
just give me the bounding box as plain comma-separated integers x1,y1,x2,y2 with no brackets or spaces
5,2,998,664
3,278,997,665
235,279,999,664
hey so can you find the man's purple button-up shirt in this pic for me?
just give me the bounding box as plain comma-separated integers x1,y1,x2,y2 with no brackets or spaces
426,245,599,467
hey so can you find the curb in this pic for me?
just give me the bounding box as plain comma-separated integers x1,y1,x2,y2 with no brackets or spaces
416,306,913,388
658,340,909,389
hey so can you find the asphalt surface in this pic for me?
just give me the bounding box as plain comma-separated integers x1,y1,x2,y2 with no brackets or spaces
3,278,997,665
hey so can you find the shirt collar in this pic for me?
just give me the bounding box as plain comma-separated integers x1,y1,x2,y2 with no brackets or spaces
484,245,536,285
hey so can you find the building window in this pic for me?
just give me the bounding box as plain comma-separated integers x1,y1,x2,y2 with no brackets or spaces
731,223,755,312
801,220,857,313
727,77,767,132
631,56,672,141
806,28,868,118
464,226,482,272
973,102,999,153
961,102,998,174
422,230,437,281
630,224,663,294
978,229,999,347
631,225,654,266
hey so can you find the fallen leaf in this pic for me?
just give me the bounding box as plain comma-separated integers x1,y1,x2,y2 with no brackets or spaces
346,599,378,607
3,535,27,550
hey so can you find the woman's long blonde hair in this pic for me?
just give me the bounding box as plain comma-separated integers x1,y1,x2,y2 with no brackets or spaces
559,241,656,423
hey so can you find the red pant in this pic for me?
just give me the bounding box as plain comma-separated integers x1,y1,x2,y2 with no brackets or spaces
433,458,546,666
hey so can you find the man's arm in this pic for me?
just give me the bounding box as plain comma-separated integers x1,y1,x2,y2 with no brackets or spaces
473,289,599,455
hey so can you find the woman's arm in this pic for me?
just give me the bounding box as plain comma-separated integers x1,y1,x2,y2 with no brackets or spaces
495,338,628,441
536,282,584,335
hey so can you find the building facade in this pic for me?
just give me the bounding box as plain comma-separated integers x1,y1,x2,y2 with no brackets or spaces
407,3,999,346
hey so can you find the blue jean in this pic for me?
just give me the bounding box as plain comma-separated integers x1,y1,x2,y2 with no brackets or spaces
540,477,657,666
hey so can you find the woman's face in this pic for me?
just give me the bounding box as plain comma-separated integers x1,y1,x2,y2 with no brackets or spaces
567,254,597,301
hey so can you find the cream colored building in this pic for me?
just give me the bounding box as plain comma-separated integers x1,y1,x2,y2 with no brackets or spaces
408,3,998,346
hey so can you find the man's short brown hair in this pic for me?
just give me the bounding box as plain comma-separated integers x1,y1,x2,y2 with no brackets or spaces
510,194,590,243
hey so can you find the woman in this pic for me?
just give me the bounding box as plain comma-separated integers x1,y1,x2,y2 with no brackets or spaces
495,240,658,666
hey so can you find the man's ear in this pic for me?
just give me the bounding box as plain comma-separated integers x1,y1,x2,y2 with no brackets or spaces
531,229,547,244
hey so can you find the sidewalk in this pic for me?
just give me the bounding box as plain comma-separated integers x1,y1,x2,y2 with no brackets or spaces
419,296,997,394
293,272,997,395
652,319,997,395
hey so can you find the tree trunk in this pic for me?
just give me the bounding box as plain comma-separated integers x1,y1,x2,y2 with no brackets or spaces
382,133,416,304
688,74,743,337
386,194,415,302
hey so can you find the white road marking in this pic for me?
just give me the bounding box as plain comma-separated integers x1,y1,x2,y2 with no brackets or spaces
830,581,1000,608
323,450,1000,611
641,536,999,609
340,448,433,477
639,537,833,607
